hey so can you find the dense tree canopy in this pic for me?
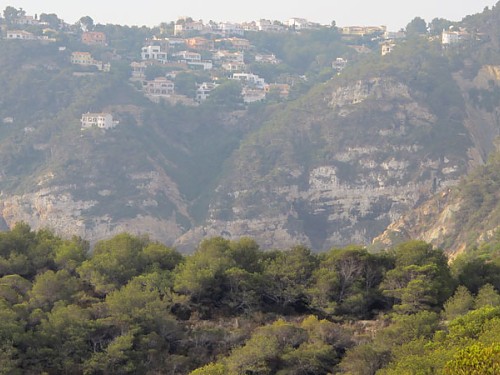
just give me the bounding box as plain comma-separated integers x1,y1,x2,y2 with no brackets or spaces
0,225,498,373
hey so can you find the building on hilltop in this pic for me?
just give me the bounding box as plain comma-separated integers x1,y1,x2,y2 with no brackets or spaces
287,18,311,30
14,15,38,25
174,20,204,36
442,29,469,46
81,113,116,130
216,22,245,37
341,25,387,36
256,19,285,32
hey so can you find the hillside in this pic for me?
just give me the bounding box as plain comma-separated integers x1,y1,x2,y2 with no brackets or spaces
1,5,500,251
374,146,500,256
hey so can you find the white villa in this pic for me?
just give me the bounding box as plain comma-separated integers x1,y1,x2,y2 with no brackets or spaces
81,113,116,130
141,45,168,63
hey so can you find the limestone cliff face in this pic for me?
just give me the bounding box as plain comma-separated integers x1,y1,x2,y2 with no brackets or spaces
373,67,500,256
0,170,187,245
175,77,471,251
2,68,499,252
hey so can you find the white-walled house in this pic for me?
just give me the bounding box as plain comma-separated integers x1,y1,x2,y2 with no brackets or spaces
81,113,115,130
442,29,469,45
172,51,202,61
232,73,266,89
143,77,175,97
196,82,218,102
141,45,168,63
6,30,36,40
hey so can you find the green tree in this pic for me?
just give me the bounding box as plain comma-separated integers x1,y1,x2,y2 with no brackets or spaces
262,245,318,311
77,233,148,295
53,237,88,272
443,285,474,320
406,17,428,36
3,6,24,24
381,241,454,314
29,269,81,310
35,303,94,373
189,362,227,375
174,237,235,307
311,246,389,317
174,72,198,98
78,16,94,31
429,18,454,35
205,80,243,109
444,343,500,374
475,284,500,308
39,13,61,29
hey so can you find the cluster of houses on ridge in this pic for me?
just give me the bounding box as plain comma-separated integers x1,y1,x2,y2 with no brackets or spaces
1,9,479,131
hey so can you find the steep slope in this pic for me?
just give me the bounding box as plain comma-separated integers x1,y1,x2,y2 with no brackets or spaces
3,6,500,251
177,38,498,250
0,40,249,245
373,147,500,256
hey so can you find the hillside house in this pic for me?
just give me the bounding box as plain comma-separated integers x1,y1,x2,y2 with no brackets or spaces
241,22,259,32
213,50,244,63
256,20,285,32
71,51,94,65
442,29,469,46
255,54,280,64
232,73,266,89
143,77,175,97
222,61,247,72
6,30,36,40
217,22,245,37
141,45,168,63
188,61,213,70
174,20,204,36
14,15,38,25
71,52,110,71
81,113,115,130
82,31,107,46
332,57,347,73
265,83,290,99
288,18,310,30
172,51,202,61
381,41,396,56
196,82,218,102
342,25,386,36
130,61,147,80
185,37,214,51
225,37,251,50
384,30,406,40
242,87,266,103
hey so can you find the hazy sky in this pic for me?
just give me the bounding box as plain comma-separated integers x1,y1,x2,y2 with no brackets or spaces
5,0,498,31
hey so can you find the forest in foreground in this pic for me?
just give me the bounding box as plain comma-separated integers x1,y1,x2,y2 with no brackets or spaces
0,223,499,374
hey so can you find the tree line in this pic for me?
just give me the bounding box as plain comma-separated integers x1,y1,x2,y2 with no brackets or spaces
0,223,499,373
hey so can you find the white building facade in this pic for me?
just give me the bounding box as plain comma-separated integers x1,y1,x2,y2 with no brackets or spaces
81,113,115,130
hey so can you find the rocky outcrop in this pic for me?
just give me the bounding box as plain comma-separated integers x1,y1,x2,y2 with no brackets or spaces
176,77,470,250
0,171,187,246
